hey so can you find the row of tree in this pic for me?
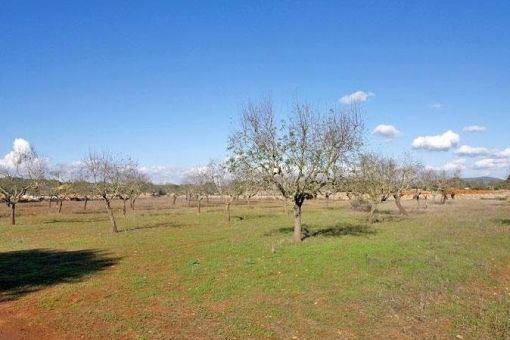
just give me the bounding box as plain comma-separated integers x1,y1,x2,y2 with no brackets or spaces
1,98,508,241
0,150,149,229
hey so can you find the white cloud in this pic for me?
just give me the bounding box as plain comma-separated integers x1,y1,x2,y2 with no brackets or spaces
455,145,489,157
427,158,467,172
431,103,443,110
339,90,374,104
495,148,510,158
474,158,510,170
139,165,192,184
412,130,460,151
463,125,486,133
373,124,400,139
0,138,35,169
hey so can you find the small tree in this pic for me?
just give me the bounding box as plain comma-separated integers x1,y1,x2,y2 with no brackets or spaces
0,142,45,225
185,167,212,213
72,180,95,210
350,153,393,223
47,165,75,214
117,162,150,215
207,160,235,221
426,169,462,204
228,99,363,242
83,152,130,233
388,156,422,216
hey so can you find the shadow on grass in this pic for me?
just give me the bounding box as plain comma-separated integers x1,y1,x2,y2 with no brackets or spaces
43,216,108,224
499,219,510,226
266,223,376,239
127,221,180,231
0,249,119,302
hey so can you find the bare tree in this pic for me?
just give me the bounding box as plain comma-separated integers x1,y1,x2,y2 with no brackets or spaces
228,99,363,242
0,144,45,225
128,170,150,211
424,169,462,204
117,162,150,215
349,153,393,223
83,152,130,233
47,165,75,214
185,167,212,213
170,192,178,206
388,156,422,216
72,180,94,211
207,160,236,221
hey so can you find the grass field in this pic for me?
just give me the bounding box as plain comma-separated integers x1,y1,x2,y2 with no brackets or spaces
1,197,510,339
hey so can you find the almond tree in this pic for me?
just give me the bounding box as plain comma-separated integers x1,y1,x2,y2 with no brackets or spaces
117,162,150,215
83,152,130,233
127,170,150,211
388,156,422,216
47,166,75,214
207,160,235,221
185,167,211,213
228,99,363,242
0,145,45,225
72,180,94,210
349,153,393,223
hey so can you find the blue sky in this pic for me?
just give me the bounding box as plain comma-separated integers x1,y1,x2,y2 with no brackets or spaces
1,0,509,182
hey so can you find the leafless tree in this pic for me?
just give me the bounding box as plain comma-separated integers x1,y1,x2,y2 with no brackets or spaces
72,180,95,211
387,156,422,216
423,169,462,204
185,167,212,213
117,162,150,215
228,98,363,242
207,160,236,221
0,146,45,225
47,165,76,214
83,152,130,233
349,153,393,223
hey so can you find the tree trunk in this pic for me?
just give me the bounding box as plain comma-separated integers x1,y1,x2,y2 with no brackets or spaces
325,195,330,208
172,195,177,205
131,197,137,210
293,203,302,242
48,198,52,208
283,199,288,215
84,197,88,211
368,204,377,224
393,194,408,216
105,200,118,233
11,203,16,225
58,200,63,214
441,192,447,204
122,200,127,217
198,199,201,213
226,202,231,222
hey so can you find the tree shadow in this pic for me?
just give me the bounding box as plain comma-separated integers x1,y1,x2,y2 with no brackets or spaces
266,223,376,239
0,249,120,302
127,221,180,231
43,216,108,224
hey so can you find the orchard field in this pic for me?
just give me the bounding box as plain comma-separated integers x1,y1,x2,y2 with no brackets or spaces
1,195,510,339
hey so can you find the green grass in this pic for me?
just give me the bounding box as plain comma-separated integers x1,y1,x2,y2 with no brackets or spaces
1,198,510,339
